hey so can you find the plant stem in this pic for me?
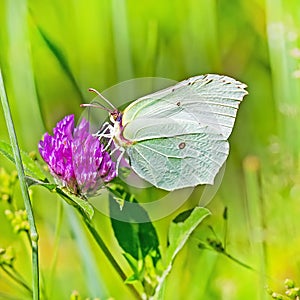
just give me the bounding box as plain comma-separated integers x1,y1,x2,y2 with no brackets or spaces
83,218,142,300
1,265,32,295
0,69,40,299
222,252,254,271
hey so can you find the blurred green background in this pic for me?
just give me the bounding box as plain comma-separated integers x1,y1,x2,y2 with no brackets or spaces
1,0,300,299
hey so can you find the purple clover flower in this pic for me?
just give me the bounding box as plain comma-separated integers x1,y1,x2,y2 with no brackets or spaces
38,115,116,196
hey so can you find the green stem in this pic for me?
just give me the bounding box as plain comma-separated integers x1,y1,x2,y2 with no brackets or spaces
222,252,254,271
0,69,40,299
1,265,32,295
83,218,142,300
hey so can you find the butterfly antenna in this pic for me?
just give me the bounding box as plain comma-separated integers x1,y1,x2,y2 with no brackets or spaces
80,102,112,113
88,88,116,110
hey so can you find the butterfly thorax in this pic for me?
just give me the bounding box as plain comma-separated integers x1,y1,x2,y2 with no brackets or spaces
110,110,133,148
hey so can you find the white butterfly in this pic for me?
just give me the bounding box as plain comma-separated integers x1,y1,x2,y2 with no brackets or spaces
85,74,247,191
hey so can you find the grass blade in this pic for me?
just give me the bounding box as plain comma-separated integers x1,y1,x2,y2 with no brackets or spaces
30,14,84,102
111,0,134,80
0,68,40,299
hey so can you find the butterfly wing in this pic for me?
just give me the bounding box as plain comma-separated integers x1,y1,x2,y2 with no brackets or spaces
122,74,247,139
120,74,247,190
126,131,229,191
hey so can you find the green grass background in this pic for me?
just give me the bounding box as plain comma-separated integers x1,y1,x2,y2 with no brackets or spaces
1,0,300,299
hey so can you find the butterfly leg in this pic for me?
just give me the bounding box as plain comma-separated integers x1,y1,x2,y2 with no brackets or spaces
103,134,116,152
110,146,125,176
93,123,117,153
96,122,113,138
95,123,116,149
95,122,125,174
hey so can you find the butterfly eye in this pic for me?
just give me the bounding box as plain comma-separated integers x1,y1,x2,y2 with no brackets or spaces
111,110,122,122
178,142,186,149
116,114,122,122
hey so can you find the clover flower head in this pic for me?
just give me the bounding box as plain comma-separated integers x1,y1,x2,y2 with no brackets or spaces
38,115,116,196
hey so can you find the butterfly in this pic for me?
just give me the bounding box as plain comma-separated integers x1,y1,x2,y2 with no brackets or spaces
83,74,247,191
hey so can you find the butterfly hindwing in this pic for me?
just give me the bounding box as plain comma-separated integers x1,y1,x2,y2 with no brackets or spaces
126,132,229,191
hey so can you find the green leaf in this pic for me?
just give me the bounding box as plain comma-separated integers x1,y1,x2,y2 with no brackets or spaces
123,252,142,277
108,184,161,267
125,273,139,284
0,140,46,180
154,207,210,298
166,207,210,263
32,180,94,220
55,187,94,220
108,184,163,296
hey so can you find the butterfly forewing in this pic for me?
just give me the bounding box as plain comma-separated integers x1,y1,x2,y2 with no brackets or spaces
122,74,247,139
123,117,211,141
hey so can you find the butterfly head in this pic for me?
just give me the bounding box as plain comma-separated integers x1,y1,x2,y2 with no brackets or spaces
110,109,123,125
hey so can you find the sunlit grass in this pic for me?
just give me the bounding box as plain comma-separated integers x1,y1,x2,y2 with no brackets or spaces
1,0,300,299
